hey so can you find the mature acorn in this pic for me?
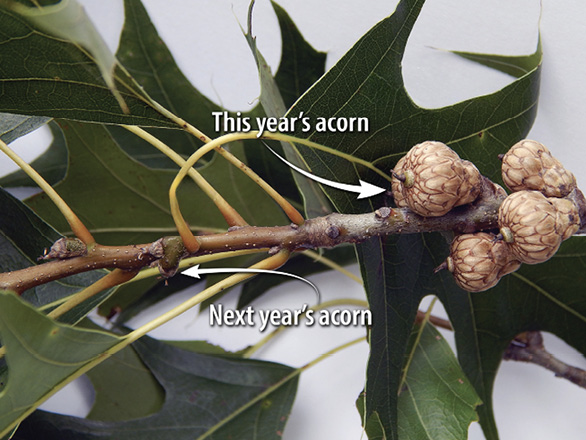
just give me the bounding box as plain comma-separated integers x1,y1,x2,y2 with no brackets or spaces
444,232,521,292
391,141,481,217
501,139,576,197
498,190,578,264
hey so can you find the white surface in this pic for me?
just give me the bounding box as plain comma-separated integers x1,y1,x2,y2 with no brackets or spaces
2,1,586,439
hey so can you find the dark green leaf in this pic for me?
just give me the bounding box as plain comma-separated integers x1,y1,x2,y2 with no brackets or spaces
16,336,298,439
356,233,457,439
83,325,241,423
0,291,121,437
0,3,175,127
111,0,221,168
241,0,328,209
452,38,542,79
271,1,327,109
285,0,541,437
85,344,164,422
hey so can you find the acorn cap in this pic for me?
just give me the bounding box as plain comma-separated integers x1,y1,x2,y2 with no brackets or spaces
498,191,563,264
548,197,580,241
501,139,576,197
392,141,482,217
447,232,520,292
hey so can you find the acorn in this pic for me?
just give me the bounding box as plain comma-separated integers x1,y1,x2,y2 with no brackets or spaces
498,191,578,264
501,139,576,197
443,232,521,292
391,141,481,217
547,197,580,240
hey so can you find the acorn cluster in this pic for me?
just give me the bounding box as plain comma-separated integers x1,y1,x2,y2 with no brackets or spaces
391,139,582,292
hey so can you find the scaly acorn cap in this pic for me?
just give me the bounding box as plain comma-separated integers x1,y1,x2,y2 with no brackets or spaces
498,191,564,264
446,232,520,292
548,197,580,241
501,139,576,197
391,141,482,217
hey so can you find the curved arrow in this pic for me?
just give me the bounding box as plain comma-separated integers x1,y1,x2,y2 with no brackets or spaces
264,144,386,199
182,264,321,302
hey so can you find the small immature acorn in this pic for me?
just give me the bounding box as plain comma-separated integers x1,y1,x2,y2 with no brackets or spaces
391,141,481,217
501,139,577,197
444,232,520,292
498,190,579,264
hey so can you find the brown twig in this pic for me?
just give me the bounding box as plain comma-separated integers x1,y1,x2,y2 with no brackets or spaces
0,179,505,294
0,180,504,294
504,331,586,389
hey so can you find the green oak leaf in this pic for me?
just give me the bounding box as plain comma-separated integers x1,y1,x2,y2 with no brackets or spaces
0,2,176,127
396,323,481,439
244,0,327,205
284,0,541,438
271,1,327,109
83,336,248,423
0,291,122,437
108,0,221,169
357,322,482,440
15,335,298,439
85,343,164,423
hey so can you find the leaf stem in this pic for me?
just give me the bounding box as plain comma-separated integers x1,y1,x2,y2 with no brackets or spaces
122,125,247,228
265,132,393,184
398,297,437,394
149,105,305,225
242,298,369,358
301,249,362,285
169,132,305,250
0,139,95,245
46,268,138,321
124,250,291,345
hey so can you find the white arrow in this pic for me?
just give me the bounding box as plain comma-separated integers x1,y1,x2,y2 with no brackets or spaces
264,144,386,199
182,264,321,302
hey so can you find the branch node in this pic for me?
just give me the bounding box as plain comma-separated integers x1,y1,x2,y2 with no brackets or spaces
374,206,393,219
40,237,88,260
325,225,340,239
